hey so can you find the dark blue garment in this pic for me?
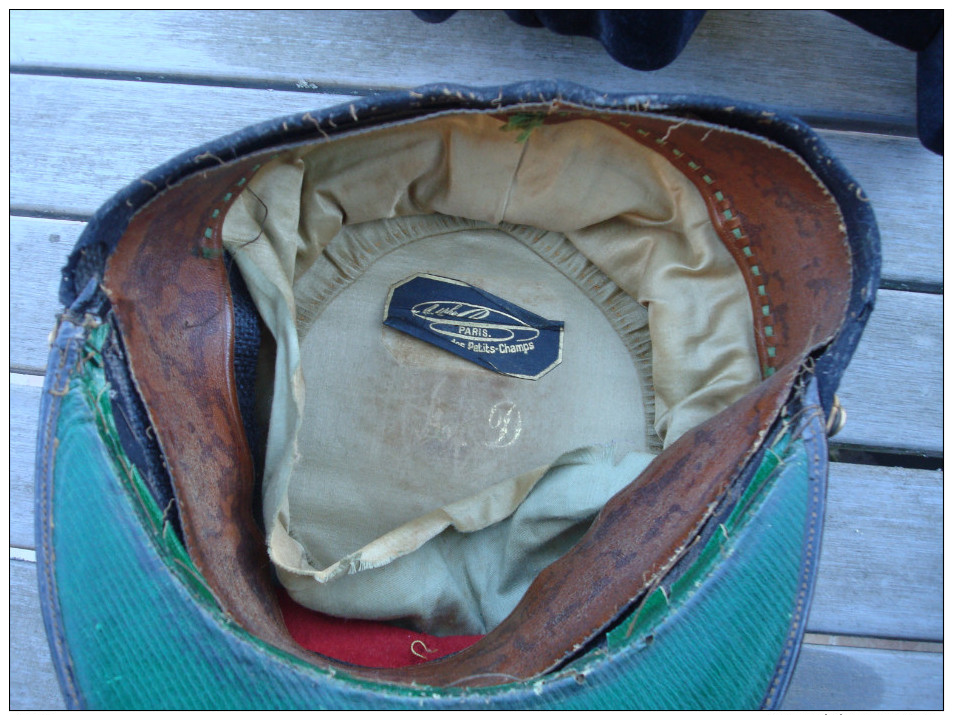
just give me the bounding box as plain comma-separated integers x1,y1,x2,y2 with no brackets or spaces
415,10,705,71
917,26,943,154
414,10,943,154
832,10,943,154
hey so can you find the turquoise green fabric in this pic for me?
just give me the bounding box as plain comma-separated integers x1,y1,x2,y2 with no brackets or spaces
48,324,813,708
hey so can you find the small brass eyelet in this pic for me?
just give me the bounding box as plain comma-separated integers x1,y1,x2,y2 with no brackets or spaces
826,394,846,437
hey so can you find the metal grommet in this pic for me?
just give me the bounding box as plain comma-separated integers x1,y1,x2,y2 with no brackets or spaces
826,394,846,436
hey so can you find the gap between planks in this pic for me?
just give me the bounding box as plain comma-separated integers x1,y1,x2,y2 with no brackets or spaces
11,372,46,387
10,75,941,289
11,547,37,563
8,65,917,140
802,632,942,653
9,10,920,127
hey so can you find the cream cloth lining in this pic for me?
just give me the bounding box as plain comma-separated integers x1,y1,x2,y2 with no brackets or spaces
223,113,761,634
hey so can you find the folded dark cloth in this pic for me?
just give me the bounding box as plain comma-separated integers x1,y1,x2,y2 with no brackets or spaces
414,10,942,154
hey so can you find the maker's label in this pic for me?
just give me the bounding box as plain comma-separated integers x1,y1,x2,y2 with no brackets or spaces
384,274,564,380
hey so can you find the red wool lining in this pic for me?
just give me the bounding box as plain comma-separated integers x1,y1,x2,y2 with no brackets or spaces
278,589,484,668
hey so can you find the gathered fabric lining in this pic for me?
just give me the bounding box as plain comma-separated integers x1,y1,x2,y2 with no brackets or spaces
222,112,761,634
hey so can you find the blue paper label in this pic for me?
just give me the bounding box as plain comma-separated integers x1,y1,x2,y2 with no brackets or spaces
384,274,564,380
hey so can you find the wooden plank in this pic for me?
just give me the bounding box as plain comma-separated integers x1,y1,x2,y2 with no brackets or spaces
9,374,941,641
9,10,938,709
10,76,940,282
11,559,67,710
809,464,942,641
9,555,940,710
11,377,43,548
781,643,943,710
820,131,942,287
833,290,942,454
10,10,918,125
10,74,351,217
10,218,84,371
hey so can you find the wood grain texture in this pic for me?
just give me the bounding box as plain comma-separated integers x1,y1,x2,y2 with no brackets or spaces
781,643,943,710
11,76,940,259
833,290,942,454
11,559,67,710
819,131,942,286
11,378,44,549
10,74,351,217
11,76,939,296
10,555,939,711
10,10,918,124
10,218,84,371
807,464,942,641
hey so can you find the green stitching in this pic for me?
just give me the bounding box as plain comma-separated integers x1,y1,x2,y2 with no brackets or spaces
500,112,546,143
201,168,256,261
627,121,777,377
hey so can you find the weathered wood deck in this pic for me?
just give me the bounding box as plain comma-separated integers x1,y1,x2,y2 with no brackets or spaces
10,10,942,709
